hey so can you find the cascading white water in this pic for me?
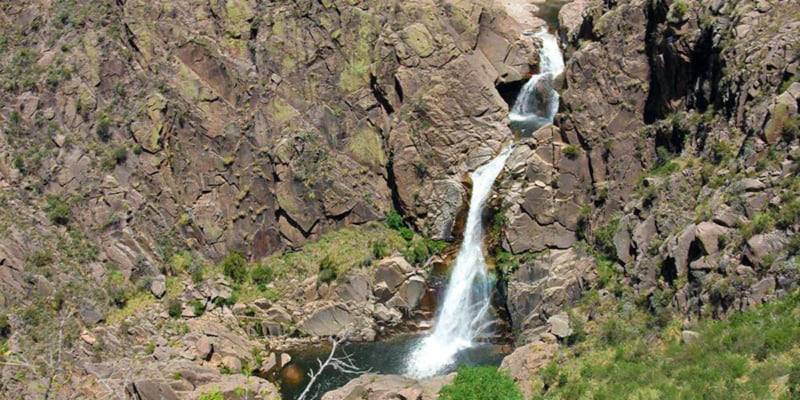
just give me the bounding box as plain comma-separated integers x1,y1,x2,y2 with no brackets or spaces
509,27,565,128
405,146,512,378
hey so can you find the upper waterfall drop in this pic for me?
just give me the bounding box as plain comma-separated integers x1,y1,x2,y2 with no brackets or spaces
509,27,565,132
405,145,513,379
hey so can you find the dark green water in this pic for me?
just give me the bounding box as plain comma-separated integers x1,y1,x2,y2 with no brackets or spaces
278,334,510,400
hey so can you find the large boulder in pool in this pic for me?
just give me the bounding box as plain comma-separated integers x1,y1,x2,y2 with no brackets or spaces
321,373,455,400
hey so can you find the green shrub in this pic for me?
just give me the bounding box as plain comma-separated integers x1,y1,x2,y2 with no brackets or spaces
28,249,54,267
250,263,274,285
439,366,523,400
0,314,10,338
45,195,71,225
385,210,404,230
96,114,113,142
102,145,128,170
739,212,774,239
219,252,248,283
318,256,337,284
407,240,430,265
563,144,580,160
371,240,389,259
167,298,182,319
775,200,800,229
398,227,414,241
198,389,224,400
671,0,688,19
191,300,206,316
594,215,620,260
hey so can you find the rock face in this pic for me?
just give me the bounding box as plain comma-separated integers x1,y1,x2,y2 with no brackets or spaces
501,126,593,254
499,340,558,400
506,249,595,332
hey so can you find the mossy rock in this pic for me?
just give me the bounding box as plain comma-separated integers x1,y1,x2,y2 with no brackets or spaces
403,23,435,58
347,124,385,168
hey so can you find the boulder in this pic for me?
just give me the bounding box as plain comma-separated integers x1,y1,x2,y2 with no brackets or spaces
196,336,213,360
386,276,426,311
80,306,105,325
749,277,776,305
127,380,179,400
374,257,413,292
149,274,167,299
374,282,394,303
499,341,558,400
336,275,372,303
547,312,573,339
694,222,728,256
265,304,292,324
322,373,455,400
558,0,591,44
745,233,788,266
372,303,402,325
298,303,356,337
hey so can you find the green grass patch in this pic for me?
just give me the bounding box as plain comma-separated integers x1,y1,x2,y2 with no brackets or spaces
263,222,407,280
439,366,523,400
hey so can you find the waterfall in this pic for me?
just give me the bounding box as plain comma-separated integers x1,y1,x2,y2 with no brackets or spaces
509,28,565,131
405,146,512,378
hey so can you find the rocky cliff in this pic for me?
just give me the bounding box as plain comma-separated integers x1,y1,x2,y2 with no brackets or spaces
0,0,798,398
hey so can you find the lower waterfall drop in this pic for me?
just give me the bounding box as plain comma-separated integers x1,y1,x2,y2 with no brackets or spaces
405,146,512,378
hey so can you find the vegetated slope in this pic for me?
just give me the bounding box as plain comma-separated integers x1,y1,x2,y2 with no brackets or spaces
534,289,800,399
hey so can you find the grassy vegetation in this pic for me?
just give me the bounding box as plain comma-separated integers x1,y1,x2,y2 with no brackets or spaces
263,222,408,279
439,366,523,400
533,290,800,399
